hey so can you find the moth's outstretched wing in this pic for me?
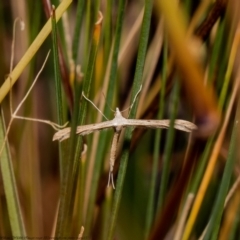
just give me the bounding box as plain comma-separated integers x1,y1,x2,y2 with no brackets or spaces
122,119,197,132
53,118,197,142
53,120,115,141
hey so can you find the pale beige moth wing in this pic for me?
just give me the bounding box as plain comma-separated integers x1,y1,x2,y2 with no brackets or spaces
120,119,197,132
52,119,117,142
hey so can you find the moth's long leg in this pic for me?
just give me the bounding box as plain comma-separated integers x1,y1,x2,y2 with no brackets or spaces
108,130,121,189
9,50,68,131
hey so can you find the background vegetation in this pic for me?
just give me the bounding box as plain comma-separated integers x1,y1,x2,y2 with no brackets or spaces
0,0,239,239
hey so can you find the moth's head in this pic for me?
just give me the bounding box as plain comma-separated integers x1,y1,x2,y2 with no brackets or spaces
114,108,122,117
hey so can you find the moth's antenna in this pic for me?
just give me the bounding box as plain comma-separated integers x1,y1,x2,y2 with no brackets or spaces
121,84,142,113
82,91,109,120
101,91,115,113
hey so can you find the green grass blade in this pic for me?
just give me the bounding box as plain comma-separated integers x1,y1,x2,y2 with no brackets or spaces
145,40,168,239
218,25,239,109
107,1,154,239
85,0,126,234
72,0,85,63
55,14,102,237
55,73,83,237
51,6,66,182
55,68,82,237
93,0,101,21
186,14,229,203
203,121,237,239
103,0,113,66
83,0,92,68
75,150,86,231
72,14,102,228
189,137,214,193
100,189,113,240
73,13,103,233
208,18,226,83
0,109,26,236
74,13,103,166
157,79,180,212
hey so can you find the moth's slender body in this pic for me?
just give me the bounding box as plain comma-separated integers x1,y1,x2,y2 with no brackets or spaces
109,131,121,189
53,107,197,188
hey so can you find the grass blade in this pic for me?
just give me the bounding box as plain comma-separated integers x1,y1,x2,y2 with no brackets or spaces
182,64,240,240
55,12,102,237
51,6,66,182
72,0,85,63
0,109,26,236
144,40,168,238
158,79,180,212
107,0,153,239
84,0,127,234
203,120,237,239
